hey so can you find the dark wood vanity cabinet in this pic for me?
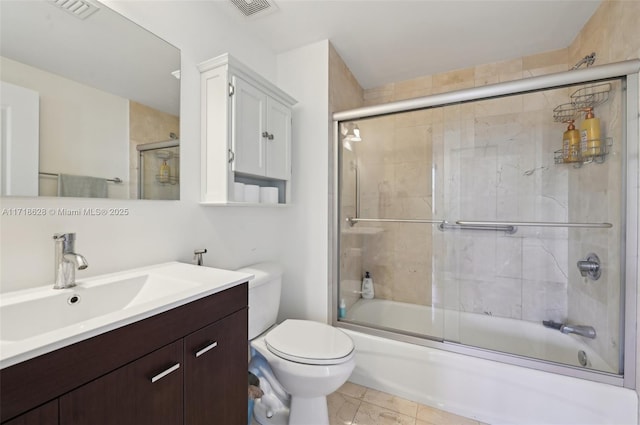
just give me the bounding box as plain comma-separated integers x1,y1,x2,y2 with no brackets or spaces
1,283,248,425
3,401,58,425
59,341,184,425
184,310,248,425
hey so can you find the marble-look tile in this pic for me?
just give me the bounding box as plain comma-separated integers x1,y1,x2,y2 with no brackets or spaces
328,391,361,425
337,382,368,400
416,404,479,425
362,389,419,418
353,401,416,425
522,48,568,72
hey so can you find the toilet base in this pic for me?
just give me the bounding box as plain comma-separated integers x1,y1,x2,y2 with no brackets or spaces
289,396,329,425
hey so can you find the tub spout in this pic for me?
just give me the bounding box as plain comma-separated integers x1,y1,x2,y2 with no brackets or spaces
560,324,596,339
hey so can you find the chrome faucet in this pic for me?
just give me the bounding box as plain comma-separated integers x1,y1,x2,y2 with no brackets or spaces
53,233,88,289
560,324,597,339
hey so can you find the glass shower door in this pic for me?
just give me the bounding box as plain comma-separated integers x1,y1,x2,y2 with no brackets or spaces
434,79,624,375
338,111,445,341
138,144,180,200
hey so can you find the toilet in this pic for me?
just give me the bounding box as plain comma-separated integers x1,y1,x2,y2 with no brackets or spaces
240,262,355,425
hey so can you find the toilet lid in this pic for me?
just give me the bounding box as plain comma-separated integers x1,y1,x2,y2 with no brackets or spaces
265,319,354,365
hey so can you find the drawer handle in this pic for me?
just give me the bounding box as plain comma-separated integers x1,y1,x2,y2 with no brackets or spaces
195,341,218,358
151,363,180,383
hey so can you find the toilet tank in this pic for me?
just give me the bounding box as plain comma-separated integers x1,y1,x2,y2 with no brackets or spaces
237,262,283,340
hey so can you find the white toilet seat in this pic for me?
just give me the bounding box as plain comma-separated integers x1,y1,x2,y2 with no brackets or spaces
265,319,354,365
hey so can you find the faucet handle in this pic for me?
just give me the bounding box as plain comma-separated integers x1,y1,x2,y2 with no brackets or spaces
194,248,207,266
577,253,601,280
53,233,76,241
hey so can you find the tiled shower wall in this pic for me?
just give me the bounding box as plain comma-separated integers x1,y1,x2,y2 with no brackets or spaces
129,100,180,200
349,0,639,372
355,50,574,314
566,0,640,374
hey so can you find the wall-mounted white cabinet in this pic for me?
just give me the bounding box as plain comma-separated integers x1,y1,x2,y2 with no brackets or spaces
198,54,296,205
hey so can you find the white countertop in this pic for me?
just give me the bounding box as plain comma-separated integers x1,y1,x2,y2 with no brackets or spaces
0,262,253,369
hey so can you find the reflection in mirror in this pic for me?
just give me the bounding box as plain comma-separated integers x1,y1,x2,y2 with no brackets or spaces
0,0,180,200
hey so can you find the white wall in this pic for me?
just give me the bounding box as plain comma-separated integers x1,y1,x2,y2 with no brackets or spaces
0,1,289,292
276,41,331,323
1,57,129,199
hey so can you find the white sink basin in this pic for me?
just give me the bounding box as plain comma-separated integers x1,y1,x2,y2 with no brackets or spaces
0,262,253,369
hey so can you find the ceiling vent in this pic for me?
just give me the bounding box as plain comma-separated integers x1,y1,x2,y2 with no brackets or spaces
229,0,278,18
47,0,100,20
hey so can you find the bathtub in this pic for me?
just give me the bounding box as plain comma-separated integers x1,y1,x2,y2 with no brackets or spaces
342,298,637,425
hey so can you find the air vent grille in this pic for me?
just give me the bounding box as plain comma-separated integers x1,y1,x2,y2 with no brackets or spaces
47,0,100,20
229,0,275,17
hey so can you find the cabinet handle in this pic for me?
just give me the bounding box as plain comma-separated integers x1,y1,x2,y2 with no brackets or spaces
228,149,235,164
150,363,180,383
267,133,274,140
195,341,218,358
262,131,269,138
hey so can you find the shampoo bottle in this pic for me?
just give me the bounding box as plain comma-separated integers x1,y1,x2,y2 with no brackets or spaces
362,271,374,300
563,120,581,163
159,160,170,183
338,298,346,319
580,107,601,157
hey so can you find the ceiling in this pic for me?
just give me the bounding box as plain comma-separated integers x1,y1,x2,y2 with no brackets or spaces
0,0,180,116
211,0,602,89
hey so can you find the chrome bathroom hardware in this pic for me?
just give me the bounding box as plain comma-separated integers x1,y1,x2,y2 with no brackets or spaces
194,248,208,266
577,253,601,280
456,220,612,229
578,350,589,367
561,324,597,339
439,221,517,234
150,363,181,383
53,233,88,289
67,294,81,305
571,52,596,70
195,341,218,358
39,171,122,183
346,217,443,226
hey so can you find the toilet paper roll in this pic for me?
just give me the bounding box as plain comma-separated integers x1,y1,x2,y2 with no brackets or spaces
244,185,260,203
233,182,245,202
260,187,279,204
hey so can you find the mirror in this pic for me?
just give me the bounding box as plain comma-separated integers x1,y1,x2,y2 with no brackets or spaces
0,0,180,200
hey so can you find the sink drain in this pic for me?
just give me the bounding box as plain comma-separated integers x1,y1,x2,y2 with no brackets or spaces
67,294,81,305
578,350,588,367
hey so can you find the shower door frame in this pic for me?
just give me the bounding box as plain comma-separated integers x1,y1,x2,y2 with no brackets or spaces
330,60,640,389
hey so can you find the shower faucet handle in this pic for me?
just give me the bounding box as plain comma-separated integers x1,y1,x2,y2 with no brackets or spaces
577,253,601,280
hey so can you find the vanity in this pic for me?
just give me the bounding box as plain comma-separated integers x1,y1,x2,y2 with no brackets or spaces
0,263,251,425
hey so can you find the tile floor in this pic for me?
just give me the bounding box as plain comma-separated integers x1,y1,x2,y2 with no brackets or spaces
328,382,487,425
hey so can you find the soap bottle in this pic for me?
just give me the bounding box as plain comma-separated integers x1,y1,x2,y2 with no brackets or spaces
338,298,346,319
580,107,601,157
563,120,581,163
362,271,374,300
159,160,170,183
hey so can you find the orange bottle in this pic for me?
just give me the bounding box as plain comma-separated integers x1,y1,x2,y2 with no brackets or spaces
563,120,581,162
580,107,601,157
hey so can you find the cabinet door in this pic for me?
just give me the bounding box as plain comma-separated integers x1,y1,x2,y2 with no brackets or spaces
184,309,248,425
3,400,58,425
59,341,183,425
232,76,266,177
265,97,292,180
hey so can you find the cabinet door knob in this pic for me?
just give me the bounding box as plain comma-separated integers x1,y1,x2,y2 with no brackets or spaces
150,363,180,383
262,131,269,138
267,133,274,140
195,341,218,358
